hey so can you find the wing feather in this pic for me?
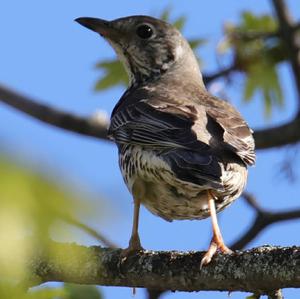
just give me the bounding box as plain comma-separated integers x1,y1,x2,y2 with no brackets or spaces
109,87,255,188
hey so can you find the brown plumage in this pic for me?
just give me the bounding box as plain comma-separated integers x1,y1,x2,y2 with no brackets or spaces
76,15,255,265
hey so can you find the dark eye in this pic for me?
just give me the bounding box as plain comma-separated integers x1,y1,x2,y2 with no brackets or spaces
136,24,153,39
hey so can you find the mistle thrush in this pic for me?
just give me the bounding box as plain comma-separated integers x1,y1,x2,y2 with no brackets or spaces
76,15,255,265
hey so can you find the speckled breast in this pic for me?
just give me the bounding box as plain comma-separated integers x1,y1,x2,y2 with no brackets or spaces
118,144,247,222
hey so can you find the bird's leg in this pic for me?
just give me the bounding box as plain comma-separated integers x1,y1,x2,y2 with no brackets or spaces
128,197,143,250
200,191,233,267
122,197,144,256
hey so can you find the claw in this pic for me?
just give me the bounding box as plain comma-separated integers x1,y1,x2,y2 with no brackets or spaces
200,240,233,268
121,234,144,258
200,242,218,268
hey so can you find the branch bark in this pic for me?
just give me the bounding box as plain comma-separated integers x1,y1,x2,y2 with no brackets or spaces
253,117,300,149
203,65,237,85
0,84,108,140
26,241,300,293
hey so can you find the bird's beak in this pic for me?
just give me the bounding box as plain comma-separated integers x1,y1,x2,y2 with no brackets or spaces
75,17,121,40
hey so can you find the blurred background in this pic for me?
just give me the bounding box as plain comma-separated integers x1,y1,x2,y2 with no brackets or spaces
1,0,300,298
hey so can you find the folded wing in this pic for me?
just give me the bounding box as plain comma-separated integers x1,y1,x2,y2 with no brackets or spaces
109,91,255,189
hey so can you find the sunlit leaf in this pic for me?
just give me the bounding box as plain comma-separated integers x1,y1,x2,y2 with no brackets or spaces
244,75,256,100
241,11,276,32
0,157,87,238
221,11,284,116
173,16,186,30
0,155,101,284
222,12,278,67
160,7,171,22
95,60,128,90
188,38,207,50
243,61,283,116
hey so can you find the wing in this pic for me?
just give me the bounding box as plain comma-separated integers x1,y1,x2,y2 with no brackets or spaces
109,90,255,188
109,99,208,150
109,99,224,189
203,95,256,166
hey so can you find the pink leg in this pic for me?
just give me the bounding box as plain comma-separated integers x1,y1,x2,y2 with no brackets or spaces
200,191,232,267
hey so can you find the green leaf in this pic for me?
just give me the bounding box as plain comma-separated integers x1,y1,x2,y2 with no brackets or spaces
173,16,187,30
95,60,128,91
188,38,207,50
241,11,277,32
160,7,171,22
223,11,278,62
0,155,101,283
244,74,256,101
64,284,102,299
221,11,285,117
243,61,283,117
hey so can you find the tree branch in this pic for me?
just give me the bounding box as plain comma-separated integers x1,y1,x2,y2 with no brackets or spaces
254,117,300,149
2,84,300,150
0,84,108,140
203,65,237,85
59,215,164,299
146,289,165,299
25,241,300,293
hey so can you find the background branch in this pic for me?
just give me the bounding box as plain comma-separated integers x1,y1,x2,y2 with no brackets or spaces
203,65,237,84
0,84,108,140
231,192,300,250
1,84,300,150
253,117,300,149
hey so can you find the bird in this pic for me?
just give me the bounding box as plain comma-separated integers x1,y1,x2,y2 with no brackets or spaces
75,15,255,266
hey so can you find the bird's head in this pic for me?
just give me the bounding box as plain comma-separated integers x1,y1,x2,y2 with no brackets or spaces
75,15,203,86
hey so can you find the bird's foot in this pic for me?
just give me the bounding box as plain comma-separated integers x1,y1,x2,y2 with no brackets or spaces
119,235,144,296
121,234,144,258
200,238,233,268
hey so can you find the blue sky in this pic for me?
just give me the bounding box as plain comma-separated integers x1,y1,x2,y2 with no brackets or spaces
1,1,300,298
